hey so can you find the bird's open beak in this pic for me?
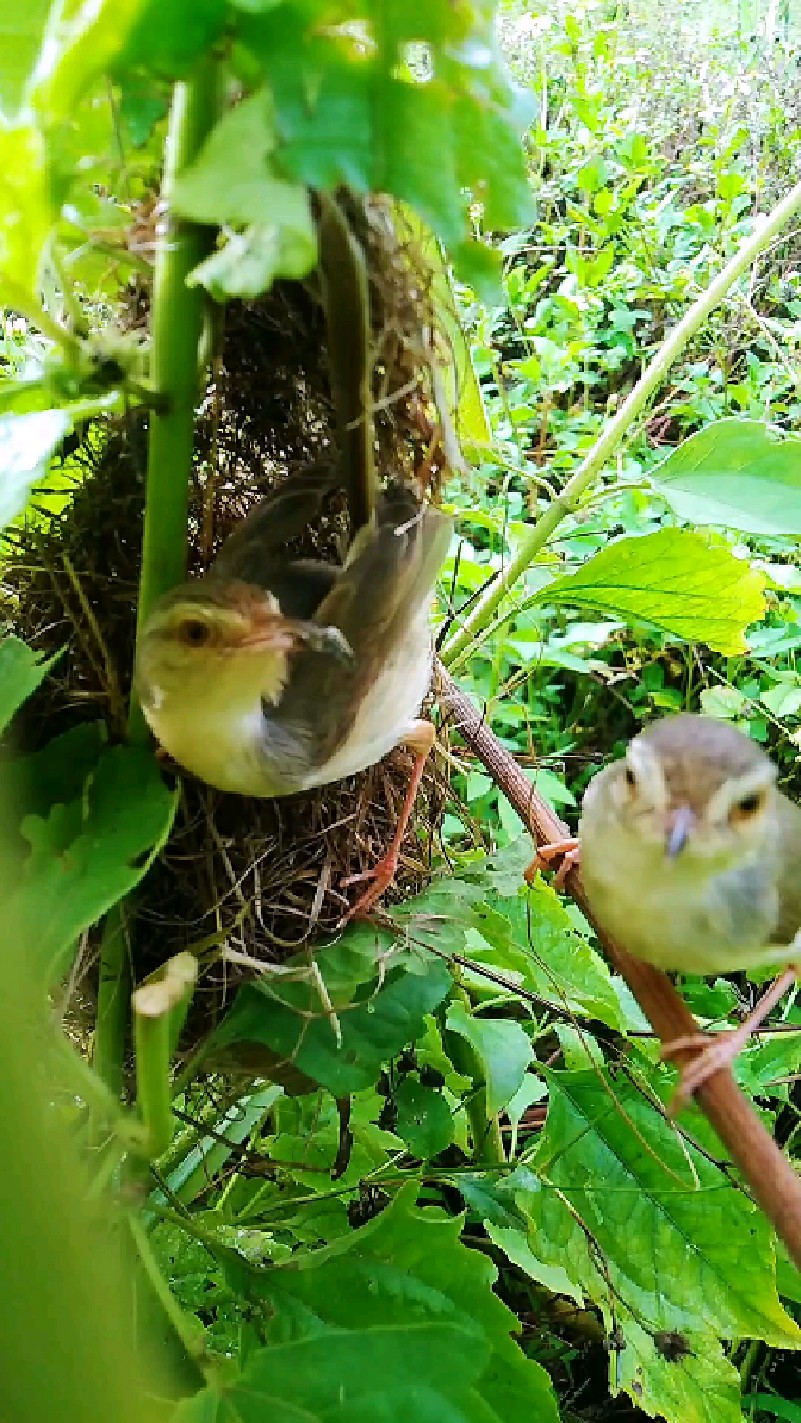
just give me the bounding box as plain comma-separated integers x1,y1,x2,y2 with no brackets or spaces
665,804,695,858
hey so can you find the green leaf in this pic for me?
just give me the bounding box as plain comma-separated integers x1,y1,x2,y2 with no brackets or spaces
239,3,532,250
540,529,766,654
221,1182,559,1423
208,949,452,1096
445,1000,534,1115
26,0,145,126
0,123,53,300
188,216,316,301
451,241,504,306
467,869,626,1030
486,1222,584,1305
617,1314,742,1423
394,1077,455,1158
150,1085,282,1209
172,90,279,223
0,722,106,820
176,1323,487,1423
0,636,61,735
116,0,225,79
748,1394,801,1422
521,1070,801,1348
651,419,801,537
0,408,72,528
0,3,51,117
8,745,178,982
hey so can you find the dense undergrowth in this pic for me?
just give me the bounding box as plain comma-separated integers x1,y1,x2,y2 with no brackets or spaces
3,4,801,1423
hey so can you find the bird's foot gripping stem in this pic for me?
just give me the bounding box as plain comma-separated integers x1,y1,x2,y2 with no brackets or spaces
339,721,434,924
662,965,798,1114
524,838,581,892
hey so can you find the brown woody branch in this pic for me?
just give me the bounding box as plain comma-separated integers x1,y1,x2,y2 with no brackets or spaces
436,662,801,1270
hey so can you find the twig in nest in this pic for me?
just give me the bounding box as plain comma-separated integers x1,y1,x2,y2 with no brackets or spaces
436,661,801,1271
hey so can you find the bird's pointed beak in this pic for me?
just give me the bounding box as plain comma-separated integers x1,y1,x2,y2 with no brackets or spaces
665,805,695,858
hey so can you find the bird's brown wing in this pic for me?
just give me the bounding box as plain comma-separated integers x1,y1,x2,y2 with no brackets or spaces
775,792,801,942
269,484,452,765
210,458,342,587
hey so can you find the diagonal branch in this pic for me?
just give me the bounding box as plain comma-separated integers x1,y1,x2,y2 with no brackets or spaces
436,661,801,1270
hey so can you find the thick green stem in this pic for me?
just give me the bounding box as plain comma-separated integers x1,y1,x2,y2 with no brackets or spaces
131,63,220,730
94,64,218,1096
441,178,801,669
134,954,198,1161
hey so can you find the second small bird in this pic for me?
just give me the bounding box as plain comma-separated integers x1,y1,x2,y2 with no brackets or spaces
530,714,801,1103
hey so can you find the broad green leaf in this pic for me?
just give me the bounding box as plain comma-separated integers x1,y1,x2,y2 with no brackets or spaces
617,1314,742,1423
116,0,225,79
188,217,316,301
521,1070,800,1348
238,2,532,248
0,124,53,299
208,952,452,1096
651,419,801,537
8,745,178,982
0,636,61,735
26,0,145,125
0,722,105,820
0,402,121,528
172,90,279,224
486,1222,584,1305
468,874,626,1030
175,1323,488,1423
394,1077,455,1158
150,1085,282,1209
173,87,317,297
0,3,51,117
231,1182,559,1423
446,999,534,1115
540,529,766,654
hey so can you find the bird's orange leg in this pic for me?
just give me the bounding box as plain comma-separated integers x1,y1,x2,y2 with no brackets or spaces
663,965,798,1114
524,838,581,892
340,721,435,922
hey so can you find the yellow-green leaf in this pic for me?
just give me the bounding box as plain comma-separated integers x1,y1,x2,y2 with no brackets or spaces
540,528,765,653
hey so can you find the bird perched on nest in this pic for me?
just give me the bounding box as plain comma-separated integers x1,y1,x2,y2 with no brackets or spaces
134,461,452,918
528,714,801,1104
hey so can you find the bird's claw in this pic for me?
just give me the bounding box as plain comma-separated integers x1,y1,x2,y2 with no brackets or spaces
524,838,581,892
338,853,398,924
661,1030,745,1115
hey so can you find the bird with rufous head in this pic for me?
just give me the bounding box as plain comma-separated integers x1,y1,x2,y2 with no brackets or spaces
135,463,451,918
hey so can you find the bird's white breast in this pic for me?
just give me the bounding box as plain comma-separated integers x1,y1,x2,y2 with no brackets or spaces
300,615,434,787
580,817,783,974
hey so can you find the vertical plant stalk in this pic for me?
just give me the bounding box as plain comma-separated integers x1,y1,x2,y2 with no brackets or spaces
444,990,505,1165
441,178,801,669
133,953,198,1161
317,193,374,533
94,64,219,1096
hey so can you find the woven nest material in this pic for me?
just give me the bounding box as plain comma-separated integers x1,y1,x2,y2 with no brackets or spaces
1,197,466,1017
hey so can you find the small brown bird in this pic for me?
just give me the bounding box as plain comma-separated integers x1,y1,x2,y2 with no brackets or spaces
135,464,452,917
528,715,801,1104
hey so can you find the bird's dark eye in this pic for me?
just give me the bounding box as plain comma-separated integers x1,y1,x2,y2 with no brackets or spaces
731,791,764,822
624,765,637,790
179,618,211,647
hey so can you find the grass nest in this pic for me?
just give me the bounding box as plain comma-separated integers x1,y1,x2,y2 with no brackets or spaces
1,196,464,1034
